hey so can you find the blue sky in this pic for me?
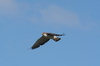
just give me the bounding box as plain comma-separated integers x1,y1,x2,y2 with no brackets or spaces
0,0,100,66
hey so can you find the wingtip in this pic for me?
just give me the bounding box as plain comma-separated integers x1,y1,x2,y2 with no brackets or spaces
31,47,36,50
31,46,39,50
62,33,65,36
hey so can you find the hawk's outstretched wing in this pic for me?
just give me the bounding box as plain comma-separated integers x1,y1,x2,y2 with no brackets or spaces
47,33,64,36
31,36,50,49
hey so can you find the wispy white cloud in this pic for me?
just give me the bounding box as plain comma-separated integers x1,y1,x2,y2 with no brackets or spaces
0,0,15,8
0,0,97,30
31,5,81,28
0,0,18,15
31,5,98,30
0,0,32,21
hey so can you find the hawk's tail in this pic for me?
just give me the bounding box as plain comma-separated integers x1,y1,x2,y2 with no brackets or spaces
53,37,61,42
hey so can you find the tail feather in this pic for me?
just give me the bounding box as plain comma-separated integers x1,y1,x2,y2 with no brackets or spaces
53,38,61,42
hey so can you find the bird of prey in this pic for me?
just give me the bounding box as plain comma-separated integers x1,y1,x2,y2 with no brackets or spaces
31,32,64,49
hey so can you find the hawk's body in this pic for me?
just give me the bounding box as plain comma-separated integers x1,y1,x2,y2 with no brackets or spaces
31,32,64,49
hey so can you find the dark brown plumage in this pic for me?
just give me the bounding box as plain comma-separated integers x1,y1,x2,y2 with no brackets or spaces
31,32,64,49
31,36,50,49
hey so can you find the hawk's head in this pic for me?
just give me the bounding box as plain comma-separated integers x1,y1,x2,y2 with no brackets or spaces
42,32,48,36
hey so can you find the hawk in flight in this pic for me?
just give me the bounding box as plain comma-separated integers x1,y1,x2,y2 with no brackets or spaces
31,32,64,49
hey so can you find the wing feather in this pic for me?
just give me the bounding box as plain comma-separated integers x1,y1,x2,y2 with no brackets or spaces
31,36,50,49
47,33,64,36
